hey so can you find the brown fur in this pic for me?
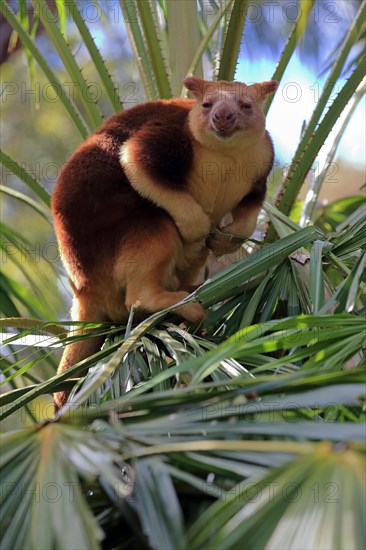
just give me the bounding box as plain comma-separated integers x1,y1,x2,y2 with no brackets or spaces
52,77,277,410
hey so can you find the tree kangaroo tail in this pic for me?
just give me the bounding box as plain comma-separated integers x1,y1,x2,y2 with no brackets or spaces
54,296,106,413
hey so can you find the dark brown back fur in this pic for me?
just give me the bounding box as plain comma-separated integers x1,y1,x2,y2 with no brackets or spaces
52,99,195,291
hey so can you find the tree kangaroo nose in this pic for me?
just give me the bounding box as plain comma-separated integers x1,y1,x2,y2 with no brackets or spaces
213,104,236,124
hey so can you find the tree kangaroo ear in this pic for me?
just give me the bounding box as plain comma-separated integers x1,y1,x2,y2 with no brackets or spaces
249,80,279,107
183,76,205,99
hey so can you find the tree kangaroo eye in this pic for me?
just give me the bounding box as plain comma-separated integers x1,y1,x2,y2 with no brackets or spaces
240,102,252,110
202,102,213,109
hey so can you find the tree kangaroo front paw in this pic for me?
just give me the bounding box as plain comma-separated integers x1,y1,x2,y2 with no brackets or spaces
175,208,212,242
206,229,245,257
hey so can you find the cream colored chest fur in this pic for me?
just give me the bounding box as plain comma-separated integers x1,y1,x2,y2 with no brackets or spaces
188,139,271,224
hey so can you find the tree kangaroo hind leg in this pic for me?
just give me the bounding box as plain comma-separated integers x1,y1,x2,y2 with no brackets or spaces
54,294,107,413
121,223,206,323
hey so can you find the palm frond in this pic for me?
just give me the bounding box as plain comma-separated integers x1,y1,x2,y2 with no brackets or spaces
0,1,89,138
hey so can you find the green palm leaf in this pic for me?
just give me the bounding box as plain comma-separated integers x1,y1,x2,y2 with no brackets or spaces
187,445,365,550
0,1,89,138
